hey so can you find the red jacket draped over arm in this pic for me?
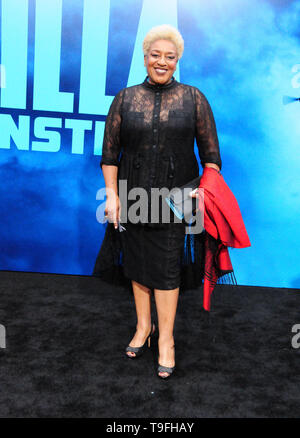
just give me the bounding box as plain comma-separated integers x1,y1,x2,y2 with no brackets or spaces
198,167,251,311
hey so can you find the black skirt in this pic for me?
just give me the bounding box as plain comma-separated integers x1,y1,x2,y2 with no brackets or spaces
120,221,185,290
93,219,207,294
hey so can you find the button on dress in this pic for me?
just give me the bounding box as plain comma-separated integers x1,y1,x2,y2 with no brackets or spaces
93,76,222,292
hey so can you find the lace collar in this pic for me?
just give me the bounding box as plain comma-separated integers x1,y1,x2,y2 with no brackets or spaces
142,75,177,91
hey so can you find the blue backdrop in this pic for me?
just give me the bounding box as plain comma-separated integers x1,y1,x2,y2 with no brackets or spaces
0,0,299,288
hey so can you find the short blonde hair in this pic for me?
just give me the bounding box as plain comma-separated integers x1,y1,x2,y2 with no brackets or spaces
143,24,184,60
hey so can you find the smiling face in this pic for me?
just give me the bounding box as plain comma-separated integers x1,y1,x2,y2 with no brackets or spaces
144,39,178,85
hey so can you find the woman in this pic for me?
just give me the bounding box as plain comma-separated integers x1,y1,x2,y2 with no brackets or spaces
93,25,222,379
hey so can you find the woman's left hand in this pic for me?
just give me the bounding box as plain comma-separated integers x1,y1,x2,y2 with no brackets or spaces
189,188,200,198
189,188,204,215
189,162,219,199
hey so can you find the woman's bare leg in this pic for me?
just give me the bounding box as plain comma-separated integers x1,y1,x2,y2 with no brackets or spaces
154,287,179,377
126,280,152,357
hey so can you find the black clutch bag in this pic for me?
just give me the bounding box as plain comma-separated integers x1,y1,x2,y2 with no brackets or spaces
164,176,201,220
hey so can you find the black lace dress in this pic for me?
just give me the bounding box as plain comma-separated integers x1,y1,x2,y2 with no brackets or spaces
93,76,222,293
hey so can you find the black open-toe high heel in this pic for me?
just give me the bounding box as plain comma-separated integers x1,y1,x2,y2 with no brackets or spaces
125,323,155,358
157,344,175,379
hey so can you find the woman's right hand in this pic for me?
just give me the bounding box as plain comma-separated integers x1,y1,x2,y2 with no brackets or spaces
104,191,121,230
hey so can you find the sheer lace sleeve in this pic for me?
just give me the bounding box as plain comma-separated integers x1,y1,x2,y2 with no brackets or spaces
194,88,222,170
100,88,124,169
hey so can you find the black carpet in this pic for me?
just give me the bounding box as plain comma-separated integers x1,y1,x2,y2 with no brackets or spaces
0,270,299,418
